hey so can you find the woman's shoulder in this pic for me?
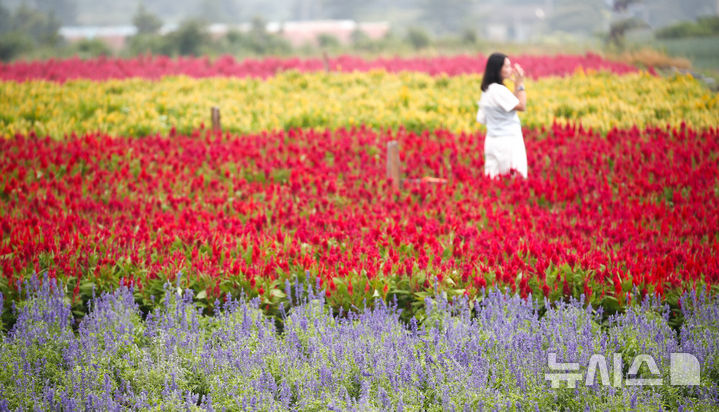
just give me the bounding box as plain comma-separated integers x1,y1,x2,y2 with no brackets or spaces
487,83,510,93
481,83,510,103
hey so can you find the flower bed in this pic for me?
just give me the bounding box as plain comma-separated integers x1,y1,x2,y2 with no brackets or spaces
1,124,717,317
1,53,718,410
0,275,717,410
0,53,637,82
2,71,715,138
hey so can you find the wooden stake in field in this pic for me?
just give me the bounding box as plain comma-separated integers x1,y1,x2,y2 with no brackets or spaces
211,106,221,132
322,51,330,72
386,140,401,190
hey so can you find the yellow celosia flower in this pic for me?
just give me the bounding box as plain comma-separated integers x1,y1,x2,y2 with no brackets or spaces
0,71,716,139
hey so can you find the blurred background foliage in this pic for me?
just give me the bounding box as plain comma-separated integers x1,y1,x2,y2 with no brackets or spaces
0,0,718,77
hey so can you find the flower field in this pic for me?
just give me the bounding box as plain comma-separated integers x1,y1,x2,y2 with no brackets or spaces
1,54,719,410
1,275,717,410
0,53,638,82
2,67,716,138
2,123,718,309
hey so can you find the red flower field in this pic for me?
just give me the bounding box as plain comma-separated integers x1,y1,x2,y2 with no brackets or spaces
1,123,716,308
0,53,637,82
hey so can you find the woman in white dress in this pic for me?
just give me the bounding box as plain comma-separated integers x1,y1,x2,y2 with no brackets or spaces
476,53,528,179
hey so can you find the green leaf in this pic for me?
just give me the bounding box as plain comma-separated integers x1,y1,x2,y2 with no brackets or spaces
601,296,621,313
270,289,286,299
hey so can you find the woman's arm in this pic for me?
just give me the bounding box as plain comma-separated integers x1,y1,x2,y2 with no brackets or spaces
513,64,527,112
476,103,486,124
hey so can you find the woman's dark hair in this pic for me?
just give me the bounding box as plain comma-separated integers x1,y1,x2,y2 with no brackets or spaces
481,52,508,91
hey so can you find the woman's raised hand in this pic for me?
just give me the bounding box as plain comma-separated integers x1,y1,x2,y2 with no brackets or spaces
513,63,525,84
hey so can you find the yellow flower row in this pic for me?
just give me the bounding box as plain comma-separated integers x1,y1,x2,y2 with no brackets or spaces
1,70,716,139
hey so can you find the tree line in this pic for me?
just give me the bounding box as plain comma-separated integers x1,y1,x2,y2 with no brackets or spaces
2,1,718,62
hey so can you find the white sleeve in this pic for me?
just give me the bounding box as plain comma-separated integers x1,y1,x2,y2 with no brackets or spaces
476,102,486,124
495,85,520,112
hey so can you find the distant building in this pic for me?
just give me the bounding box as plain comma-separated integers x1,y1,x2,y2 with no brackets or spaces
266,20,389,47
59,26,137,51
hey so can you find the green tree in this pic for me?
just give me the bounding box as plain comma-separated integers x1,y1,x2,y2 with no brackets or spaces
133,3,163,35
608,0,648,49
9,4,61,46
69,38,112,58
248,17,291,55
317,33,341,48
0,32,34,62
460,28,478,45
406,26,431,50
0,3,62,61
608,17,649,48
166,19,211,56
222,20,292,56
125,33,169,56
655,16,719,38
350,28,374,50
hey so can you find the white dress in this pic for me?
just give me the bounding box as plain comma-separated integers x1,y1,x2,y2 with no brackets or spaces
476,83,527,179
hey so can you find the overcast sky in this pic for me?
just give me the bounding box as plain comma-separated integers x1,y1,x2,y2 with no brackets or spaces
2,0,718,32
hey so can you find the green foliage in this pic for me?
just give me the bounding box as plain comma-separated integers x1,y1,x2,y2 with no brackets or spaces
167,19,212,56
655,16,719,39
125,33,169,56
350,28,370,44
68,38,112,58
128,17,255,58
6,4,61,45
460,28,477,45
0,3,63,61
608,17,650,50
0,261,697,337
317,33,341,49
133,3,163,35
0,32,34,62
221,18,292,56
406,26,432,50
1,271,718,410
651,35,719,71
346,29,407,54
